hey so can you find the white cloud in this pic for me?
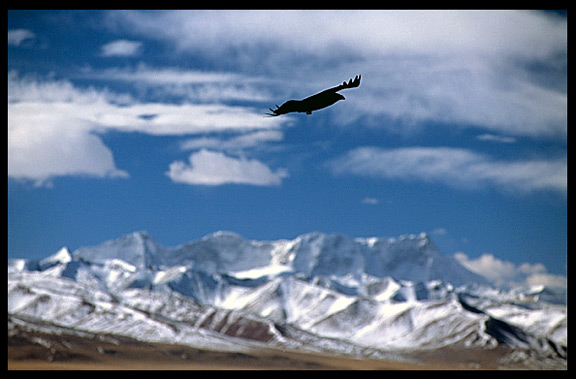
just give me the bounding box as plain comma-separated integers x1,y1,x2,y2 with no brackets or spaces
105,11,566,61
86,102,281,135
8,104,128,185
430,227,448,236
476,134,517,144
330,146,567,195
8,72,286,186
524,273,568,289
88,64,245,85
100,39,143,57
180,130,283,152
166,149,288,186
361,197,380,205
104,10,567,139
8,101,129,186
81,64,272,102
8,29,35,46
8,73,129,185
333,57,566,138
454,252,566,289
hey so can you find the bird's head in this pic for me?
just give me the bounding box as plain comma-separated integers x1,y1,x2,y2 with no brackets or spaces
336,93,345,101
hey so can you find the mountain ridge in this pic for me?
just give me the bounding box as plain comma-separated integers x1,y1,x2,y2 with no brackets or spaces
8,230,567,369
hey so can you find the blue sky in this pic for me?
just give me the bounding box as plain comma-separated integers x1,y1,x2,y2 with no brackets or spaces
8,10,567,288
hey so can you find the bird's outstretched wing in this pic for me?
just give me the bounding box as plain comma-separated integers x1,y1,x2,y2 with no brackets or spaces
320,75,361,94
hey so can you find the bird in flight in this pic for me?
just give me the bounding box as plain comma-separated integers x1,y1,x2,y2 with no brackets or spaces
266,75,361,116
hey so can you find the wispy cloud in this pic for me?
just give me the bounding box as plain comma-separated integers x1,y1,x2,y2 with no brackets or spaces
329,146,567,195
180,130,283,153
104,10,567,139
166,149,288,186
100,39,143,57
80,64,272,102
87,63,247,85
335,57,566,138
87,102,280,135
454,252,567,289
361,197,380,205
105,11,566,62
430,227,448,236
476,134,517,144
8,28,35,46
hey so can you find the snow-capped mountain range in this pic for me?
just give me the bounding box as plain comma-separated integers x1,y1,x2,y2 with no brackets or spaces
8,231,567,369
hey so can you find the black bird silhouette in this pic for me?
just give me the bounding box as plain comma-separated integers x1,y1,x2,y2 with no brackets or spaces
266,75,361,116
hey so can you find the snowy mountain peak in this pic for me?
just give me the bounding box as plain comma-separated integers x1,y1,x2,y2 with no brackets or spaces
342,232,481,286
72,231,162,269
38,247,71,269
57,230,487,286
